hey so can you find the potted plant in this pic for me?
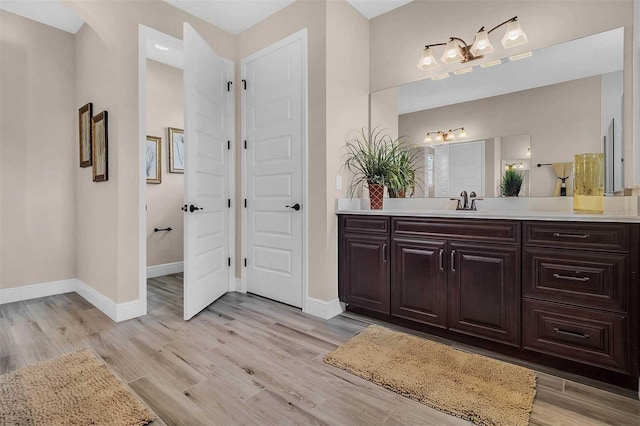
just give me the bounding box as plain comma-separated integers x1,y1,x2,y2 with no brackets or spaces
500,166,524,197
343,128,397,209
387,148,420,198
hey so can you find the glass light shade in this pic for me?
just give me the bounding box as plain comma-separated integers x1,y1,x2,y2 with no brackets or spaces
459,128,468,138
470,30,494,56
502,21,528,49
435,133,444,142
445,132,456,141
417,47,439,71
441,40,464,64
424,133,433,143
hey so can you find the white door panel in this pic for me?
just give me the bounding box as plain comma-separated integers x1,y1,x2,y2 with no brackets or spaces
244,32,305,308
183,23,233,320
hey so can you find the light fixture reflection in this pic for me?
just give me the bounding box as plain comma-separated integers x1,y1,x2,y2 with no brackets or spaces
424,127,468,144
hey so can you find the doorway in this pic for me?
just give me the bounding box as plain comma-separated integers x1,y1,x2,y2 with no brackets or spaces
241,29,308,308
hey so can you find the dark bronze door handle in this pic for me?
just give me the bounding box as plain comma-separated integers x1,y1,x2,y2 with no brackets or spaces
189,204,203,213
286,203,301,211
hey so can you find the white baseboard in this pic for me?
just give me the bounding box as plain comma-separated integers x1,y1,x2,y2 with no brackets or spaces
304,297,344,320
0,279,76,304
146,261,184,278
1,279,146,323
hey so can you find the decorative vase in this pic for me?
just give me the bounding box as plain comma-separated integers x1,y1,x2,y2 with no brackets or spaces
368,184,384,210
573,153,604,213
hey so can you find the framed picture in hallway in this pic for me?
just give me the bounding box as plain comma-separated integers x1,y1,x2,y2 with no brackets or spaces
78,102,93,167
146,135,161,184
92,111,108,182
168,127,184,173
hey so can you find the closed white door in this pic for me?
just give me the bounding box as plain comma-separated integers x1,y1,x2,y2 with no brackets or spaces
243,31,306,308
183,23,233,320
449,141,485,196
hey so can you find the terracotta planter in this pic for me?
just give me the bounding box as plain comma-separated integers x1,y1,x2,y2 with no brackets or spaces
369,184,384,210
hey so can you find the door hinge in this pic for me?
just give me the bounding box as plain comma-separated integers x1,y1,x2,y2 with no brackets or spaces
244,258,247,267
244,140,247,149
228,199,231,208
244,199,247,208
241,79,247,90
227,81,233,92
228,257,231,267
227,140,231,150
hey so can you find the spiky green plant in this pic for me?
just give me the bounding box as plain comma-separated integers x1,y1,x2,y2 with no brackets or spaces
343,128,399,197
387,148,421,198
500,167,524,197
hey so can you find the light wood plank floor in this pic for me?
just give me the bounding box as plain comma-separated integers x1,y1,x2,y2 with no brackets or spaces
1,273,639,425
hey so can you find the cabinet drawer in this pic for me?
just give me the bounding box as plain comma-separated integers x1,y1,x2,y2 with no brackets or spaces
523,247,627,312
523,299,628,373
340,215,389,235
392,218,520,244
523,222,629,252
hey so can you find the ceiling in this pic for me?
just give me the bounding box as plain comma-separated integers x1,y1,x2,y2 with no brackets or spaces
0,0,414,35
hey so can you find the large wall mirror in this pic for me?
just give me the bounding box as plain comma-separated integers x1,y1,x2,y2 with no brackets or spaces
371,27,624,198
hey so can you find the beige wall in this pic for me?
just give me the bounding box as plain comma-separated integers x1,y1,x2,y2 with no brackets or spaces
371,0,635,186
370,86,398,140
399,76,601,197
145,59,184,267
66,0,235,303
0,11,77,288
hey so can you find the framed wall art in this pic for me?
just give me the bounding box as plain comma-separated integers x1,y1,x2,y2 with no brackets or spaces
78,102,93,167
168,127,184,174
92,111,108,182
146,135,161,184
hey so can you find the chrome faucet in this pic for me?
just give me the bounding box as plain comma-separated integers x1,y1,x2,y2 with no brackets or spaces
451,190,483,211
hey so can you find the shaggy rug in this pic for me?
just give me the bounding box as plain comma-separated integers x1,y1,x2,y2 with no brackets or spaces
324,325,536,426
0,348,156,426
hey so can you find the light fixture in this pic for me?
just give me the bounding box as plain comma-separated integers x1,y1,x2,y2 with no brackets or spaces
417,16,527,71
424,127,468,144
154,43,170,51
526,147,531,157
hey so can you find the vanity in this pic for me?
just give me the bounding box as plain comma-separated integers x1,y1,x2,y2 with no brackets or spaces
337,208,640,389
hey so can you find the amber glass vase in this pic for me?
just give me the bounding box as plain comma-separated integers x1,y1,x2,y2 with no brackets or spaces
573,153,604,213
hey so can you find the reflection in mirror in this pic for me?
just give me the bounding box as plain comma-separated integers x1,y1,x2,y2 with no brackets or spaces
371,28,624,198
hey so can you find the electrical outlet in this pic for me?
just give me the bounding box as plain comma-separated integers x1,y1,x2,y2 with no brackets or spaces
336,175,342,190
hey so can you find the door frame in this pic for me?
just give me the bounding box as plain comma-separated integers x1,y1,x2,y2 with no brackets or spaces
138,24,236,317
239,29,308,312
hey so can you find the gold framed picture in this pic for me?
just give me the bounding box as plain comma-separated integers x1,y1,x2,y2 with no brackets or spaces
79,103,93,167
146,135,161,184
92,111,108,182
168,127,184,173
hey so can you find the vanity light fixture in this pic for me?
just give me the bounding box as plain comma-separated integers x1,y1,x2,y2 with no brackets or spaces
424,127,468,143
417,16,527,71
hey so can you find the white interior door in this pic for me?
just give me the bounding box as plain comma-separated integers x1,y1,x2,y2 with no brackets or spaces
449,141,485,196
183,23,233,320
243,31,306,308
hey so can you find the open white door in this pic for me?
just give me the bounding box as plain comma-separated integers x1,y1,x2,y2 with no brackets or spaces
183,23,233,320
243,31,306,308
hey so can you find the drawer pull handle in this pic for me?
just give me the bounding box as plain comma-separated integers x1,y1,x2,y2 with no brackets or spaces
438,249,444,272
553,274,590,282
553,232,590,239
553,328,590,339
450,250,456,272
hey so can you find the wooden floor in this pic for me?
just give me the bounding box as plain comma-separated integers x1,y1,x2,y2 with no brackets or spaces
1,274,639,425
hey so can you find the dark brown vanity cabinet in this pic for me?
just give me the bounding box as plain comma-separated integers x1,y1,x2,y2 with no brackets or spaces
338,214,640,388
339,216,390,314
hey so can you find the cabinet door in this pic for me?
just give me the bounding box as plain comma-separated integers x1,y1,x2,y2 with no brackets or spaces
391,238,448,328
340,233,390,314
448,242,521,346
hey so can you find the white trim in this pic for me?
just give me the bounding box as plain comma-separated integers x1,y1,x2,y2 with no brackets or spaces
1,279,144,323
146,261,184,278
240,28,308,310
0,279,76,304
305,297,344,320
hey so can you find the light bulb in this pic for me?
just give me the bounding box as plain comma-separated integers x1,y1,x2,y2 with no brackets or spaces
459,128,468,138
470,30,494,57
435,133,444,142
424,133,432,143
417,47,439,71
441,40,463,64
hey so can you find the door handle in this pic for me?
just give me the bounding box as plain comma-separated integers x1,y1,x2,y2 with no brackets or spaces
382,243,387,263
450,250,456,272
189,204,203,213
438,249,444,272
286,203,301,211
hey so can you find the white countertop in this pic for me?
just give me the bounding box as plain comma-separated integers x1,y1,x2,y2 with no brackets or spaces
335,209,640,223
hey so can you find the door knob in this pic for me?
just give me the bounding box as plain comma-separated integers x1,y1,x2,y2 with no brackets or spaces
286,203,301,211
189,204,203,213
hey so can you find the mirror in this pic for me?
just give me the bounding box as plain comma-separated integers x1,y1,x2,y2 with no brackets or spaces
370,27,624,197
